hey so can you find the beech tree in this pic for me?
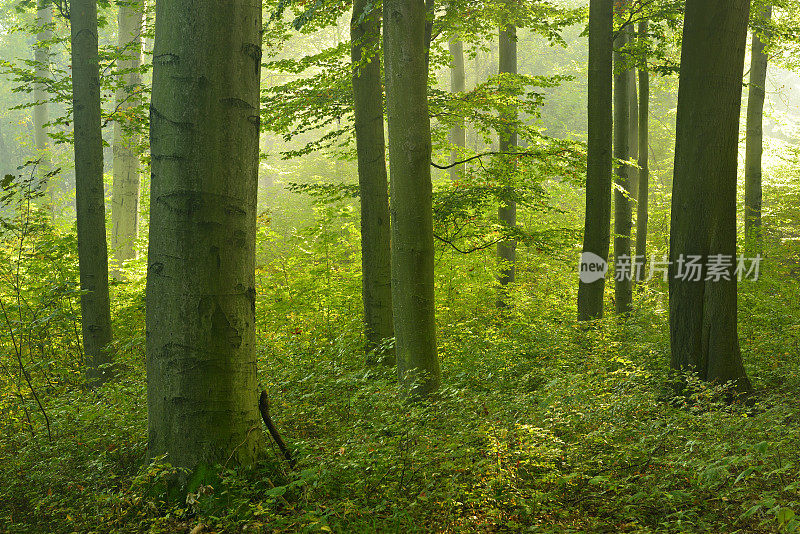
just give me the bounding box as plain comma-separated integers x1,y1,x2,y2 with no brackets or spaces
111,0,144,276
70,0,114,383
497,4,517,300
744,5,773,250
577,0,613,321
449,37,466,181
383,0,439,397
146,0,266,467
33,0,52,204
613,6,633,313
351,0,394,361
669,0,752,393
635,19,650,269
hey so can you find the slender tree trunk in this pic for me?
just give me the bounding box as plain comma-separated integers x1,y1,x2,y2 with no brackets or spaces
33,0,52,205
70,0,114,383
497,10,517,301
449,38,466,181
111,0,144,277
577,0,613,321
147,0,266,467
613,14,633,313
635,19,649,272
383,0,439,397
744,5,772,251
351,0,394,362
628,51,639,205
669,0,752,394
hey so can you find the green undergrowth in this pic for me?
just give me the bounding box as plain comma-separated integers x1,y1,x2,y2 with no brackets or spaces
2,174,800,533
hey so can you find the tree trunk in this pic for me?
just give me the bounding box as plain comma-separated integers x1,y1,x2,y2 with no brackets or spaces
744,5,772,251
497,11,517,301
147,0,266,468
449,38,466,181
669,0,752,394
33,0,52,205
613,15,633,313
351,0,394,362
628,48,639,205
111,0,144,277
383,0,439,397
634,20,649,272
577,0,613,321
70,0,114,384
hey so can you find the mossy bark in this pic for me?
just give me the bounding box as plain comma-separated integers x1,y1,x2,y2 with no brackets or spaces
577,0,613,321
146,0,266,468
70,0,114,383
351,0,394,362
383,0,440,397
669,0,752,394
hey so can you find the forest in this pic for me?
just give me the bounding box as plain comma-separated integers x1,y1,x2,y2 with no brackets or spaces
1,0,800,532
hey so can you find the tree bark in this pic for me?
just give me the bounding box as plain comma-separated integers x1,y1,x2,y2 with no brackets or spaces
669,0,752,394
147,0,266,468
33,0,52,205
70,0,114,384
744,5,772,251
634,20,649,272
111,0,144,277
497,9,517,300
351,0,394,362
383,0,439,397
628,44,639,205
449,38,466,181
577,0,613,321
613,12,633,313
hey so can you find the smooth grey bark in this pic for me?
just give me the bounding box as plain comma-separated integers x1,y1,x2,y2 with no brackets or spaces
744,5,772,250
111,0,144,276
577,0,613,321
449,38,466,181
497,13,517,299
634,20,649,271
147,0,266,467
383,0,439,397
669,0,752,394
70,0,114,383
613,19,633,313
351,0,394,362
628,48,639,204
33,0,52,203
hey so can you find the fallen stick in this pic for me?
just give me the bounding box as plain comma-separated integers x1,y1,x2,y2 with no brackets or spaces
259,390,296,468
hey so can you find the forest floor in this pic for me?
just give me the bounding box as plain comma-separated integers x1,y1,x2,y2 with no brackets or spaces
2,181,800,533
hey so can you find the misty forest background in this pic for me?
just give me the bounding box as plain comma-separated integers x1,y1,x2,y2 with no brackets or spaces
2,0,800,532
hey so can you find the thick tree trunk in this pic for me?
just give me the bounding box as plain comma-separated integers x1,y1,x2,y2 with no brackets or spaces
147,0,266,468
613,16,633,313
351,0,394,362
497,14,517,300
744,5,772,251
383,0,439,397
669,0,752,394
70,0,114,383
449,38,466,181
577,0,613,321
33,0,52,204
634,20,649,272
111,0,144,277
